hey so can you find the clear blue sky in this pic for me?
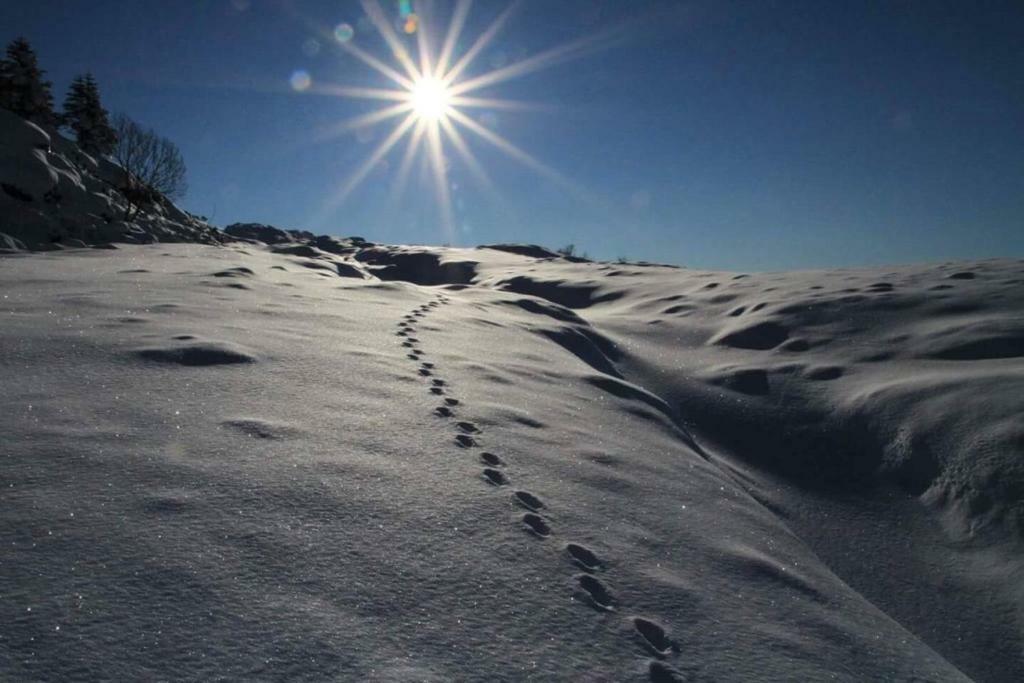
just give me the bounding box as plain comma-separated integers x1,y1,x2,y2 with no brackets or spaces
4,0,1022,270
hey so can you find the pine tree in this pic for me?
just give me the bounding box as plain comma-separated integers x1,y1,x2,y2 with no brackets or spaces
62,73,117,156
0,37,56,125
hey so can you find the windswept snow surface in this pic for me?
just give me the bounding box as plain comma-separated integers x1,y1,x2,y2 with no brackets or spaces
1,243,1021,681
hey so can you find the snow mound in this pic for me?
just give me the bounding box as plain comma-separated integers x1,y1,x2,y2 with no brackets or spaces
134,340,257,366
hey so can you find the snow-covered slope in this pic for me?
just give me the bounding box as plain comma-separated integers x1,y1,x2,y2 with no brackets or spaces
1,242,1021,681
0,109,224,250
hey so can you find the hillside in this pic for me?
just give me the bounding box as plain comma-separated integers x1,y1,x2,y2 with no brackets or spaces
0,108,223,251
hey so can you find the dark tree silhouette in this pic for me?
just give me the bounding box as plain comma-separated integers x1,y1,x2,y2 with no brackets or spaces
62,73,117,156
0,37,55,125
112,113,187,219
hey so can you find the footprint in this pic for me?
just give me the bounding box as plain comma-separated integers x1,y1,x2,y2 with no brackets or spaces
419,368,432,376
633,618,678,659
482,468,509,486
434,406,453,418
396,330,408,337
402,341,414,348
566,543,604,572
480,452,503,467
421,362,435,369
648,661,686,683
455,434,477,448
407,337,420,343
576,575,615,611
430,387,445,395
456,421,480,434
431,379,446,387
407,354,419,360
412,349,424,357
522,513,551,538
444,397,459,406
513,491,544,512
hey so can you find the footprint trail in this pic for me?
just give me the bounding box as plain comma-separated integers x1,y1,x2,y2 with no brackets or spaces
395,290,683,679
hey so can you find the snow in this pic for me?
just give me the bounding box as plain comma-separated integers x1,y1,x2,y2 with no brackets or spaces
1,242,1020,681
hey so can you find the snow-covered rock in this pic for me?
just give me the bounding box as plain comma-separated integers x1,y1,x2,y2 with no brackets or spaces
0,107,226,249
224,222,294,244
0,110,58,201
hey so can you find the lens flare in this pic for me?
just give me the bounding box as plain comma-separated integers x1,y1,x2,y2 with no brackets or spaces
302,38,321,57
289,69,312,91
333,23,355,43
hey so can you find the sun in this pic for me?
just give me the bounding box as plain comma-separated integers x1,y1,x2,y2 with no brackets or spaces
409,77,450,121
309,0,617,239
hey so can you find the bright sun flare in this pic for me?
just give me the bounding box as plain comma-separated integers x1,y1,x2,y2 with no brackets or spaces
310,0,617,238
409,77,450,121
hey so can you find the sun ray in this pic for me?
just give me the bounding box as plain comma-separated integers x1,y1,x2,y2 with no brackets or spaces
434,0,472,79
426,121,455,239
449,28,616,97
392,119,428,203
447,108,585,196
415,3,436,83
448,95,553,112
312,101,414,143
442,1,520,87
305,84,409,102
339,39,415,91
322,113,418,213
358,0,422,84
438,116,492,192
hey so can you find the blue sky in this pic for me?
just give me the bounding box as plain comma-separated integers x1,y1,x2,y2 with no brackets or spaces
4,0,1022,270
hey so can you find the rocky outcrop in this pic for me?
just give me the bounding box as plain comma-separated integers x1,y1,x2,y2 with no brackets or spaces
224,223,294,244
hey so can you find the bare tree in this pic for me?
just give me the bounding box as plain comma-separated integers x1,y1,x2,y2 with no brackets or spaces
112,113,187,219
